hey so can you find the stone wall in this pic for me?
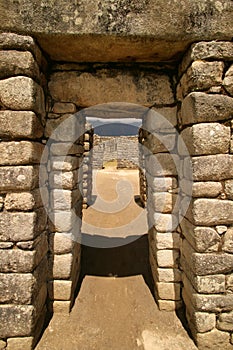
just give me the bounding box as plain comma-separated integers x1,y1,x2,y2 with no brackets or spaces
0,33,48,349
93,135,139,169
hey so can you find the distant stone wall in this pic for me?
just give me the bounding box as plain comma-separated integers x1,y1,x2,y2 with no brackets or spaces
93,135,139,169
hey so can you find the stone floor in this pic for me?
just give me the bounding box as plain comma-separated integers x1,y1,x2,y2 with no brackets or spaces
36,168,197,350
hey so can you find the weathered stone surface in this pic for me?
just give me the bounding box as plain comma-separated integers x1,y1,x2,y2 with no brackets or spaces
182,239,233,276
0,305,35,338
50,142,84,156
192,182,222,198
152,213,178,233
0,210,47,241
49,71,174,107
147,107,178,129
0,111,43,140
186,308,216,333
180,218,220,253
51,211,78,232
153,249,179,268
49,233,74,255
5,188,48,211
145,154,178,177
181,92,233,125
150,255,182,282
146,175,177,192
178,61,224,100
0,50,39,80
217,311,233,331
157,300,182,311
223,228,233,253
50,189,81,211
156,282,180,300
49,170,79,190
0,77,45,117
0,141,44,165
223,64,233,97
225,180,233,200
7,337,33,350
53,301,70,314
144,132,176,154
151,231,180,250
52,102,76,114
180,41,233,75
48,280,72,301
148,192,175,213
45,114,78,141
50,254,73,279
1,1,233,63
191,155,233,181
51,156,80,171
195,329,232,350
0,273,35,304
0,233,48,272
226,274,233,293
188,198,233,226
180,123,230,155
0,166,40,192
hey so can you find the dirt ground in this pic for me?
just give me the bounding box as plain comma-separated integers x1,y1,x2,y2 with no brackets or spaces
36,168,197,350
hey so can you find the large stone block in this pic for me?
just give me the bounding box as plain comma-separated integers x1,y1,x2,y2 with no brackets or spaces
145,153,178,177
145,107,177,130
188,198,233,226
50,189,81,211
192,182,222,198
151,231,180,250
144,132,176,154
195,329,232,350
0,141,44,165
180,41,233,75
50,142,84,156
48,280,72,301
217,311,233,331
153,249,179,268
49,232,74,255
0,305,35,338
148,192,175,213
45,114,78,141
51,156,80,171
180,123,230,155
5,188,48,211
181,92,233,125
0,77,45,118
50,254,73,279
0,274,34,305
0,50,39,80
0,111,43,140
156,282,180,300
49,71,174,107
52,102,76,114
0,166,39,191
223,64,233,97
191,155,233,181
146,174,177,192
182,239,233,276
178,61,224,99
0,210,47,241
0,233,48,272
7,337,33,350
51,211,78,232
186,308,216,333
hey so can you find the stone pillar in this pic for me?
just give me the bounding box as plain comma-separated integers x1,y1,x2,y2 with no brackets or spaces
178,41,233,350
46,78,85,314
0,33,48,349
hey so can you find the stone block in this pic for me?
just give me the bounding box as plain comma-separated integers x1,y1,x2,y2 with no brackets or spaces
0,50,39,80
148,192,175,213
157,300,182,311
146,174,177,192
223,64,233,97
0,305,35,338
217,311,233,331
45,114,78,141
0,273,35,304
195,329,232,350
48,280,72,301
0,111,43,140
145,153,178,177
180,41,233,75
51,156,80,171
180,218,221,253
144,132,176,154
186,308,216,333
182,239,233,276
50,254,73,279
152,231,180,250
191,155,233,181
0,166,39,191
53,301,70,314
50,189,81,211
5,188,48,211
0,141,44,165
50,142,84,156
225,180,233,200
145,107,177,130
0,77,45,118
192,182,222,198
0,233,48,273
181,92,233,125
223,227,233,253
226,274,233,293
188,198,233,226
49,170,79,190
49,232,74,254
180,123,230,155
156,282,180,300
52,102,76,114
156,268,182,283
155,249,179,268
51,211,78,232
0,210,47,241
7,337,33,350
49,71,174,107
178,61,224,99
153,213,179,233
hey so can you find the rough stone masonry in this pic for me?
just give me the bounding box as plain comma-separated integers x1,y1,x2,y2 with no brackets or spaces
0,1,233,349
